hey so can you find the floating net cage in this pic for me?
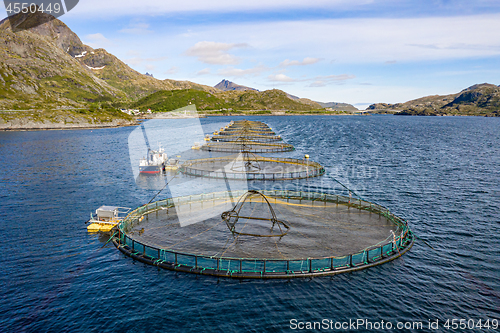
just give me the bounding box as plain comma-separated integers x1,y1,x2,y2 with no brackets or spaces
217,129,276,136
113,190,414,279
201,141,295,153
211,121,281,142
201,120,293,152
211,134,282,143
227,120,271,131
180,152,325,180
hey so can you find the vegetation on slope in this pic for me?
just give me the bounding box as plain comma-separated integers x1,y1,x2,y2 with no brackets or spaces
0,11,216,122
131,89,322,112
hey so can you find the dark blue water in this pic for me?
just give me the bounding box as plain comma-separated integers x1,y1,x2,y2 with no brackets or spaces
1,115,499,332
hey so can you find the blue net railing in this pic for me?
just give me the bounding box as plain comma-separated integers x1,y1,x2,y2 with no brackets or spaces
116,190,413,277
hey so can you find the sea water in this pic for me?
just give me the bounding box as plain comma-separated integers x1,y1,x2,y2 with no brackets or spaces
0,115,498,332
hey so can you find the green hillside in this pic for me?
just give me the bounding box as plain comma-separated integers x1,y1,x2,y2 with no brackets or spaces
132,89,321,112
132,89,225,111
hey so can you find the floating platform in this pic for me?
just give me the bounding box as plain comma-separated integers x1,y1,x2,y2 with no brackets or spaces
87,206,131,233
87,222,116,233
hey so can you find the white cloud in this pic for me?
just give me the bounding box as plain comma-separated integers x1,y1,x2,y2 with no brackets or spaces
318,74,356,81
66,0,371,17
268,73,354,85
127,50,141,57
268,74,296,82
119,22,153,35
174,14,500,64
83,33,112,48
185,41,248,65
218,65,267,77
280,57,321,66
66,11,500,105
125,56,168,66
165,66,179,75
196,68,211,75
314,74,355,86
309,80,326,87
308,74,355,87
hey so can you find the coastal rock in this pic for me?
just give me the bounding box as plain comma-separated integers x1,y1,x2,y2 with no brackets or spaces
369,83,500,116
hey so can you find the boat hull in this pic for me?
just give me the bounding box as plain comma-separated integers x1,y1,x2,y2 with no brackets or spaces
139,165,164,174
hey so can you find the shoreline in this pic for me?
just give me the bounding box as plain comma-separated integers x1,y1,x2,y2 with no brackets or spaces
1,112,496,132
0,120,138,132
200,113,365,117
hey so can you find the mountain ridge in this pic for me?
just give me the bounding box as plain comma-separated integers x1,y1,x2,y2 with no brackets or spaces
367,83,500,116
132,88,323,112
213,79,357,110
214,79,258,92
316,101,358,111
0,11,217,110
1,12,356,114
2,12,496,118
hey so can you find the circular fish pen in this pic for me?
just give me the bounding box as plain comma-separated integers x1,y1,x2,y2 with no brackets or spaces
179,153,325,180
217,129,276,136
211,134,282,143
223,127,274,134
228,120,270,130
201,141,295,153
113,190,414,279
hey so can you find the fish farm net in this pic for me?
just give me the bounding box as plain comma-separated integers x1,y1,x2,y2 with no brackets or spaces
227,120,271,130
211,121,282,142
114,190,414,278
201,119,293,153
217,129,276,136
211,134,282,143
179,152,325,180
201,141,295,153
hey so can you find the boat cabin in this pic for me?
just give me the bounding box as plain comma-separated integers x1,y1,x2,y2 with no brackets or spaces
87,206,131,233
95,206,131,222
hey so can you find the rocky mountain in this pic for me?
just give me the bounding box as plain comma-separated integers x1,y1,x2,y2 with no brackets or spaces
283,89,356,111
367,83,500,116
214,79,258,92
284,93,322,109
0,11,351,115
367,103,392,110
215,79,327,109
316,101,358,111
294,98,323,109
0,11,216,110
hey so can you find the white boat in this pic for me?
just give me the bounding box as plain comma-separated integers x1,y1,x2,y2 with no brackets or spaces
139,144,168,174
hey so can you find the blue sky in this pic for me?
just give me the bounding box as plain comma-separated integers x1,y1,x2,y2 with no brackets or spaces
3,0,500,108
